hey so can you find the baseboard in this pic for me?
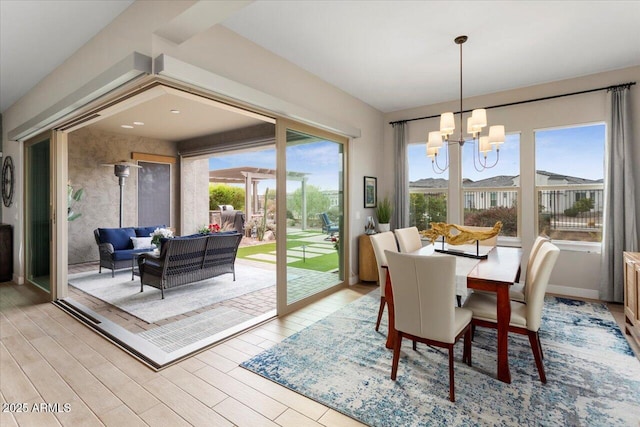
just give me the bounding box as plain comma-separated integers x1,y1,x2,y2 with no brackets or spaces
13,273,23,285
547,283,599,300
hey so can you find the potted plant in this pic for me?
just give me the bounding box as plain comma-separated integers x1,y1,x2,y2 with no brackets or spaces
375,196,393,232
67,183,84,221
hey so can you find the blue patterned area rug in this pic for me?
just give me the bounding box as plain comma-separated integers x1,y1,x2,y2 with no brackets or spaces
241,291,640,426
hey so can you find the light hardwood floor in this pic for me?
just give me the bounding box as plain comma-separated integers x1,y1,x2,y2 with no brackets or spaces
0,280,372,427
2,281,638,427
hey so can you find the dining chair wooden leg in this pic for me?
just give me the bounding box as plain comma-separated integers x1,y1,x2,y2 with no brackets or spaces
456,295,462,307
391,331,403,380
463,327,472,366
537,332,544,359
412,340,417,351
448,345,455,402
375,296,386,331
528,331,547,383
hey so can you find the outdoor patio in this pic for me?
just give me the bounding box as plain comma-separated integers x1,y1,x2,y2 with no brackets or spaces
64,228,344,355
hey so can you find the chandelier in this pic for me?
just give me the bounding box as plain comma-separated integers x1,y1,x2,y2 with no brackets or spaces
426,35,505,174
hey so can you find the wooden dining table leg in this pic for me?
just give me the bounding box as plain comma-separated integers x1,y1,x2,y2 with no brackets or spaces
495,284,512,384
384,268,396,349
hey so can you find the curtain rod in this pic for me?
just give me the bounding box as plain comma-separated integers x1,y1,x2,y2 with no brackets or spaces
389,81,636,126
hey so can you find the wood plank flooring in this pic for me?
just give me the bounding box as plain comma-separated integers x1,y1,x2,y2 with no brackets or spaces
2,281,637,427
0,280,372,426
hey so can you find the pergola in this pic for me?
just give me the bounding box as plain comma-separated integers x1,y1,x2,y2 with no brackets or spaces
208,167,310,228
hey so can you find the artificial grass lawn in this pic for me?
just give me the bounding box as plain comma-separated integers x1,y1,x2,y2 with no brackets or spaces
236,232,339,272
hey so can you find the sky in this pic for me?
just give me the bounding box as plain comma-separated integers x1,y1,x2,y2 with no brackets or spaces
209,123,605,192
209,140,343,193
409,123,605,183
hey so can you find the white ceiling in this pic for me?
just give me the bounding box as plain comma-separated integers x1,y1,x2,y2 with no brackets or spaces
87,86,271,142
0,0,134,113
222,1,640,112
1,0,639,123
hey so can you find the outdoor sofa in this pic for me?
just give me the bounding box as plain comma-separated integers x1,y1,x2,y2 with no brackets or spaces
94,226,164,277
137,232,243,299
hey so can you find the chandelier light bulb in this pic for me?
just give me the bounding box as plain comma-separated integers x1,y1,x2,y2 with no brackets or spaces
489,125,506,146
428,131,444,149
424,35,505,173
426,145,439,159
471,109,487,128
479,136,492,155
439,112,455,136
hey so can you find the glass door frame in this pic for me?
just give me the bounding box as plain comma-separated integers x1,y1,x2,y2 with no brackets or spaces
275,119,349,315
23,130,68,300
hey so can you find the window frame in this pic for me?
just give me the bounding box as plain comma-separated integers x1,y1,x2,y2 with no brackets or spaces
461,132,521,242
533,122,606,252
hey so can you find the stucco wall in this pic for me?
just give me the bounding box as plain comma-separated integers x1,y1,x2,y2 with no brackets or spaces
180,157,210,235
67,127,179,264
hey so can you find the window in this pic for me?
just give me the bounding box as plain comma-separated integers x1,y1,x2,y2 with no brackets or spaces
535,124,605,242
407,143,448,231
462,133,520,237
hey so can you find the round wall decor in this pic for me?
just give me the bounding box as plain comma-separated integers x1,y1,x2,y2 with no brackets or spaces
2,156,14,207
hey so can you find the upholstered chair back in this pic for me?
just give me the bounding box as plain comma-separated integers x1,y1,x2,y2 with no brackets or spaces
385,251,458,343
525,241,560,332
370,232,398,298
524,235,551,285
394,227,423,253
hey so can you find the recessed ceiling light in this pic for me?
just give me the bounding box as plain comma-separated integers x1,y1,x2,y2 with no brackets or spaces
170,109,180,114
133,121,144,126
121,124,134,129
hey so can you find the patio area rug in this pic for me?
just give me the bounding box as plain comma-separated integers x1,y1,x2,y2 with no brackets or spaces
68,265,275,323
241,290,640,426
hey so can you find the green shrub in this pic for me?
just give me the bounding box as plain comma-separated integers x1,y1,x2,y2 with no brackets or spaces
564,207,579,217
465,206,517,237
209,184,245,211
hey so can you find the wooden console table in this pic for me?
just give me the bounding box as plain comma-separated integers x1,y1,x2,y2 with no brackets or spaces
358,234,378,282
623,252,640,349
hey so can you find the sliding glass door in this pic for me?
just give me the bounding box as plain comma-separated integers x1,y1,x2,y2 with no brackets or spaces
276,120,348,313
25,136,52,293
24,131,67,299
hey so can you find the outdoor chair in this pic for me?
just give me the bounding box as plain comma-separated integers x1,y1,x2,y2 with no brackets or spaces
319,213,339,240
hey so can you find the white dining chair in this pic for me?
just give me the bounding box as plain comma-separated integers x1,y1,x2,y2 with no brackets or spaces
385,250,472,402
463,241,560,383
370,231,398,331
394,226,423,253
509,234,551,302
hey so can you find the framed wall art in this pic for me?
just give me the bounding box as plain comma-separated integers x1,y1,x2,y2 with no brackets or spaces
364,176,377,208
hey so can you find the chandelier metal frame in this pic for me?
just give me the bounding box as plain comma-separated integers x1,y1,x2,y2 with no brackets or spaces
426,35,505,174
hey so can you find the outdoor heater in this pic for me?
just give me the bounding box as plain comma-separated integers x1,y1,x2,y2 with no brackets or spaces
102,160,142,228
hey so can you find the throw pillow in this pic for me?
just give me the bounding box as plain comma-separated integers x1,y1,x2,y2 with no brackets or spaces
131,236,154,249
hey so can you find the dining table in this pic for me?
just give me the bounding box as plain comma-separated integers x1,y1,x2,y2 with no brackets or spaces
383,244,523,384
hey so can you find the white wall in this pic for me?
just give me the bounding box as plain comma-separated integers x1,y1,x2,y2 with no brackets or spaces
1,1,384,284
384,66,640,299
